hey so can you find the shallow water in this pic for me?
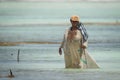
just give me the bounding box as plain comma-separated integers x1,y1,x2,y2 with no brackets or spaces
0,19,120,80
0,28,120,79
0,43,120,80
0,25,120,43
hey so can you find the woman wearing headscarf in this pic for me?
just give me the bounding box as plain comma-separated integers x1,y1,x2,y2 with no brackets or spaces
59,15,99,69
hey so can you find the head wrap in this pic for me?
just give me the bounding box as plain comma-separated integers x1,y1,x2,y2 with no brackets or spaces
70,15,79,21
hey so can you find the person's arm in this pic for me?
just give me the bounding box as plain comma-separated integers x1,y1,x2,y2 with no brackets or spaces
60,35,65,48
81,40,88,49
59,35,65,55
84,40,88,48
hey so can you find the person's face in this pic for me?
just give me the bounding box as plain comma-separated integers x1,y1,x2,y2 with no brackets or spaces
70,20,79,27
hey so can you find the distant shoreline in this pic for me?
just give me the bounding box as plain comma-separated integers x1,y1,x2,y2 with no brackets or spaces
0,42,61,46
84,22,120,25
0,41,119,46
0,22,120,27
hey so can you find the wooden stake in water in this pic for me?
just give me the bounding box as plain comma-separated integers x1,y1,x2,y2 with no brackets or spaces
7,69,14,78
17,49,20,62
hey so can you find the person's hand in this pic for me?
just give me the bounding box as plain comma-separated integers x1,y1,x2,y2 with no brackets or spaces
81,45,86,49
59,48,62,55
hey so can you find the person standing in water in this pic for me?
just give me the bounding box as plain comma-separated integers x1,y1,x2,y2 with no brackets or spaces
59,15,88,68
